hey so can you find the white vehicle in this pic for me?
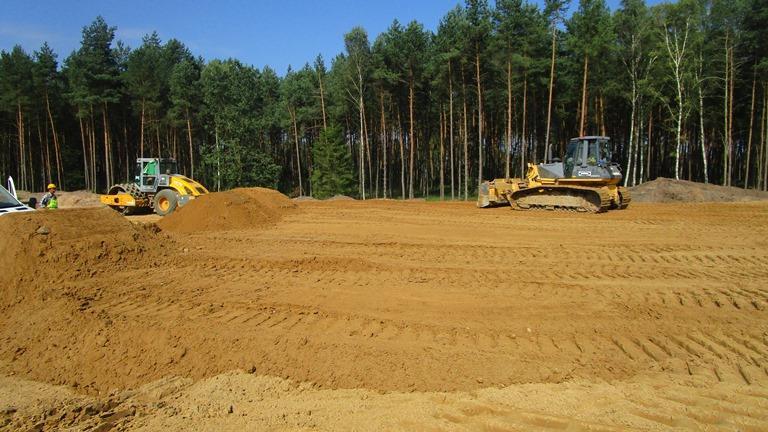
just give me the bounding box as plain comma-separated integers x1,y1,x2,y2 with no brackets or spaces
1,178,34,216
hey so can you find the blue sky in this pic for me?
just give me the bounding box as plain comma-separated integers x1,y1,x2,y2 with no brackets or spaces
2,0,652,75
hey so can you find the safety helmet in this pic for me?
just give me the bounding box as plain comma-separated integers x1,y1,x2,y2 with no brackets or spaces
47,183,56,190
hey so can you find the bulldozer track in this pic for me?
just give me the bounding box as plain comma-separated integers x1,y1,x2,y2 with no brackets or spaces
508,184,613,213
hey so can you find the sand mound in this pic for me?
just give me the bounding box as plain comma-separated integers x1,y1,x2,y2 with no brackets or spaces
15,190,102,208
0,207,164,296
157,188,296,233
327,195,355,201
629,177,768,203
59,190,102,208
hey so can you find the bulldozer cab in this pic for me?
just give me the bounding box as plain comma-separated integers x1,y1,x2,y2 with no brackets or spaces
136,158,178,193
563,137,617,180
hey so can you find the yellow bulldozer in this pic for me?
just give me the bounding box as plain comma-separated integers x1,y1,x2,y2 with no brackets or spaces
478,136,630,213
100,158,208,216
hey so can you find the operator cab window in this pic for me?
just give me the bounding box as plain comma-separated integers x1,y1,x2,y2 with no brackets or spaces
565,140,584,177
587,141,600,166
599,140,612,163
160,160,177,176
587,139,611,166
142,160,158,187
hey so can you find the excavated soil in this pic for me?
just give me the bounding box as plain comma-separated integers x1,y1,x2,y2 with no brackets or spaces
157,187,296,233
2,196,768,430
630,177,768,203
15,190,102,208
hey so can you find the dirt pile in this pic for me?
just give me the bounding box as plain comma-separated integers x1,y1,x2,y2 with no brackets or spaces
630,177,768,203
327,194,355,201
15,190,102,208
0,207,166,299
157,187,296,233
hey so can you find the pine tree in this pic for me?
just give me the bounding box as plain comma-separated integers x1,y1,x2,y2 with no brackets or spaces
311,124,355,199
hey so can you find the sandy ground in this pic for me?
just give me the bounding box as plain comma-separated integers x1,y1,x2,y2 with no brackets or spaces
2,197,768,431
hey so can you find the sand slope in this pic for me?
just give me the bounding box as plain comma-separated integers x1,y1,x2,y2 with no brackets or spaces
630,177,768,203
157,187,296,233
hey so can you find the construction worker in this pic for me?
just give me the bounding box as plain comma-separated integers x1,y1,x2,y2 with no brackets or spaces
40,183,58,209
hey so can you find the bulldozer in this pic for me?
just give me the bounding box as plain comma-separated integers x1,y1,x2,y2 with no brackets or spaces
100,158,208,216
478,136,630,213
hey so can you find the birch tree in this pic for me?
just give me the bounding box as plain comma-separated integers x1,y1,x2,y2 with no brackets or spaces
656,2,693,180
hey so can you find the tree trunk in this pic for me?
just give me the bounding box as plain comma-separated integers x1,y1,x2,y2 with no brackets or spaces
638,105,645,184
476,47,483,188
439,107,445,200
674,73,683,181
728,46,735,186
722,35,729,186
599,95,607,137
521,72,528,173
625,78,636,187
45,92,63,188
745,69,757,188
633,103,640,185
506,58,512,179
79,116,89,191
462,67,469,200
89,108,97,191
155,118,161,159
318,70,328,131
380,93,388,198
545,25,557,163
763,85,768,190
103,102,111,189
759,85,767,190
647,110,653,180
39,118,50,185
662,21,689,181
448,61,455,200
579,53,589,137
186,108,194,179
358,75,366,200
397,108,405,200
698,75,708,184
364,102,373,197
215,126,221,192
290,106,302,196
408,73,416,199
16,104,27,191
140,99,146,158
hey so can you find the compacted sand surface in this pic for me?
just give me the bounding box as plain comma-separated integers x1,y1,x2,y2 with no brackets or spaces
1,189,767,431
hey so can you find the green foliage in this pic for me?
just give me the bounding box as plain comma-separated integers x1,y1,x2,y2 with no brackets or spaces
169,58,202,125
311,124,355,199
64,16,121,114
0,46,34,111
198,59,283,190
200,142,281,189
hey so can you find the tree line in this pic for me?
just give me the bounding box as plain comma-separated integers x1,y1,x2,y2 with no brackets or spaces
1,0,767,199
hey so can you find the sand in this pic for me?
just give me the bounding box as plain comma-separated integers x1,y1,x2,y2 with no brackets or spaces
630,177,768,203
15,190,102,209
1,184,767,431
157,187,296,233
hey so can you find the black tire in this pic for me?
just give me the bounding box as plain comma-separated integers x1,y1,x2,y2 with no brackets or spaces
153,189,179,216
